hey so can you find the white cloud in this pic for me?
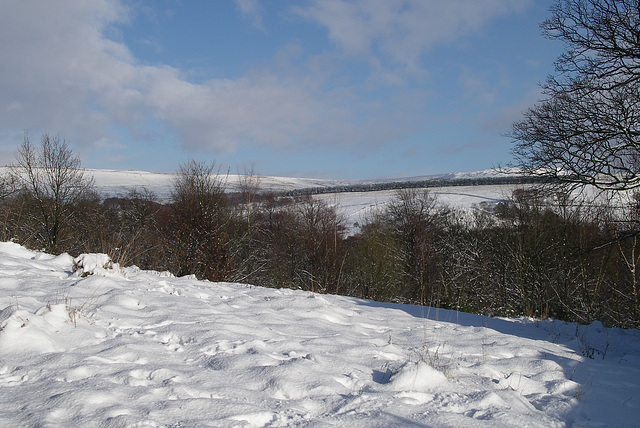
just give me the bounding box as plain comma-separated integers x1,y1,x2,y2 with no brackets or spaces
0,0,411,159
235,0,265,30
0,1,130,145
0,0,532,167
143,70,325,151
295,0,530,75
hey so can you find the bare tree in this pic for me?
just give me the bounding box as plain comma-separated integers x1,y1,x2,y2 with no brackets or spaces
346,210,405,302
509,0,640,191
237,164,262,237
98,188,163,268
384,189,449,304
543,0,640,89
296,196,347,294
10,133,95,253
162,160,232,280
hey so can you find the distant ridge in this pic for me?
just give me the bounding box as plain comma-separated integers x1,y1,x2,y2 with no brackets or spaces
280,173,538,197
0,166,528,199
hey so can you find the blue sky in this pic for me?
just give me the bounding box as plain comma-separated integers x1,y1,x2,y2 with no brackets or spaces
0,0,563,179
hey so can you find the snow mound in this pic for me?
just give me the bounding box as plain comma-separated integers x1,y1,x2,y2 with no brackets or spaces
0,304,100,354
388,361,448,391
73,253,119,277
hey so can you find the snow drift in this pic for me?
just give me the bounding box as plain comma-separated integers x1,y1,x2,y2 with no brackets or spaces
0,242,639,426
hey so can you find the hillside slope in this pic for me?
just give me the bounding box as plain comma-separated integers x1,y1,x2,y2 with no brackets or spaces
1,242,639,426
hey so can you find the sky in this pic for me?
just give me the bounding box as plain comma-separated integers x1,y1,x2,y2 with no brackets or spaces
0,0,564,179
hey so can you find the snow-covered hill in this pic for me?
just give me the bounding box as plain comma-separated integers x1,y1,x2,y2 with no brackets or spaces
1,166,520,232
82,167,521,232
82,167,516,200
1,242,639,426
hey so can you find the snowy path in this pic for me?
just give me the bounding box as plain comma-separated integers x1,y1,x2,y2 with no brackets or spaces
1,242,639,426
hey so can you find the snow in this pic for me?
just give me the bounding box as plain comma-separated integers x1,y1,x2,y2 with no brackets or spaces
84,168,362,198
316,185,518,231
0,167,512,200
84,167,523,233
1,165,521,235
1,242,639,426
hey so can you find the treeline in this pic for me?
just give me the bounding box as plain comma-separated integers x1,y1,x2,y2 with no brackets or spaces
2,134,639,328
281,175,547,197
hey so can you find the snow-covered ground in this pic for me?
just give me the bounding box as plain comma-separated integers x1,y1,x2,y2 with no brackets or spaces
1,242,639,427
83,167,521,232
79,167,516,200
316,185,517,231
85,169,349,199
64,167,522,233
0,166,521,226
0,167,346,199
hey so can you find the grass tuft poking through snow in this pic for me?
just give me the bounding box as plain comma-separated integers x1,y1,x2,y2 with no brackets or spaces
0,241,639,426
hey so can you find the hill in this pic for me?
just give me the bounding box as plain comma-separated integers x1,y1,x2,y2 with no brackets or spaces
83,167,523,200
0,242,639,426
